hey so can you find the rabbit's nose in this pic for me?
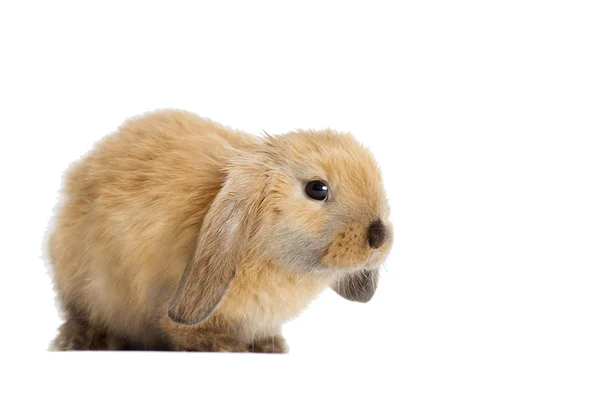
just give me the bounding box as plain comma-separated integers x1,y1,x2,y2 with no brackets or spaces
367,219,387,249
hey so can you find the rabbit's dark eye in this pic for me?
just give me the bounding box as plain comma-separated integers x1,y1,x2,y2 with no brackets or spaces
306,180,329,201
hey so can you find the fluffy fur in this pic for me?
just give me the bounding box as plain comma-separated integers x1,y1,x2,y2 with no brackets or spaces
47,110,393,352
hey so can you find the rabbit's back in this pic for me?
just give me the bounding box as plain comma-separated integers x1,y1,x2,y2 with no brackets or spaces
49,110,258,344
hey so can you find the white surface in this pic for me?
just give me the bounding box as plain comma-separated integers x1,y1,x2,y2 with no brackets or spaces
1,1,599,399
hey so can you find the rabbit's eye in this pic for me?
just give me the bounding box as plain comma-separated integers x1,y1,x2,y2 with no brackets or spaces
306,180,329,201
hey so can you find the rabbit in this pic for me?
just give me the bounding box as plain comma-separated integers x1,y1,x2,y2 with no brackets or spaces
46,109,393,352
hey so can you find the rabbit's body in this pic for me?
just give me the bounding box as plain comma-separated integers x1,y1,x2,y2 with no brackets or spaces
48,110,392,352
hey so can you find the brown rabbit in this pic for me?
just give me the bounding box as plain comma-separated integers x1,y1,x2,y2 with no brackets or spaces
46,110,393,352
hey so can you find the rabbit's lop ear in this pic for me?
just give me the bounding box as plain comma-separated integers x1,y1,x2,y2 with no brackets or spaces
168,166,264,325
332,269,379,303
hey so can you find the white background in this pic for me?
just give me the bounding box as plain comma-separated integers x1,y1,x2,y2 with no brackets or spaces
1,1,599,399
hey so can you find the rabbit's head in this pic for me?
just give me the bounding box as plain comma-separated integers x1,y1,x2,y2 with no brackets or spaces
168,130,393,325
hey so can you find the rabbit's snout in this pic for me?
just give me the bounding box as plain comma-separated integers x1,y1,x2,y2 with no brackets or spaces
322,218,391,269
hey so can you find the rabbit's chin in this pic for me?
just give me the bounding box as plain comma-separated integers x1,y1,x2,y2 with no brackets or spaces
269,230,392,278
276,253,384,279
268,237,389,277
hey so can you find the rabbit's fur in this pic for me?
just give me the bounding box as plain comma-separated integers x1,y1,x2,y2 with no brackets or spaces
47,110,393,352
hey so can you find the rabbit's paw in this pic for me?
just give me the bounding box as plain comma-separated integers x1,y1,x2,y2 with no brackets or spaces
248,335,288,354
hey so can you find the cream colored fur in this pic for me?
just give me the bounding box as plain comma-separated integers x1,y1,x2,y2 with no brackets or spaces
48,109,392,350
